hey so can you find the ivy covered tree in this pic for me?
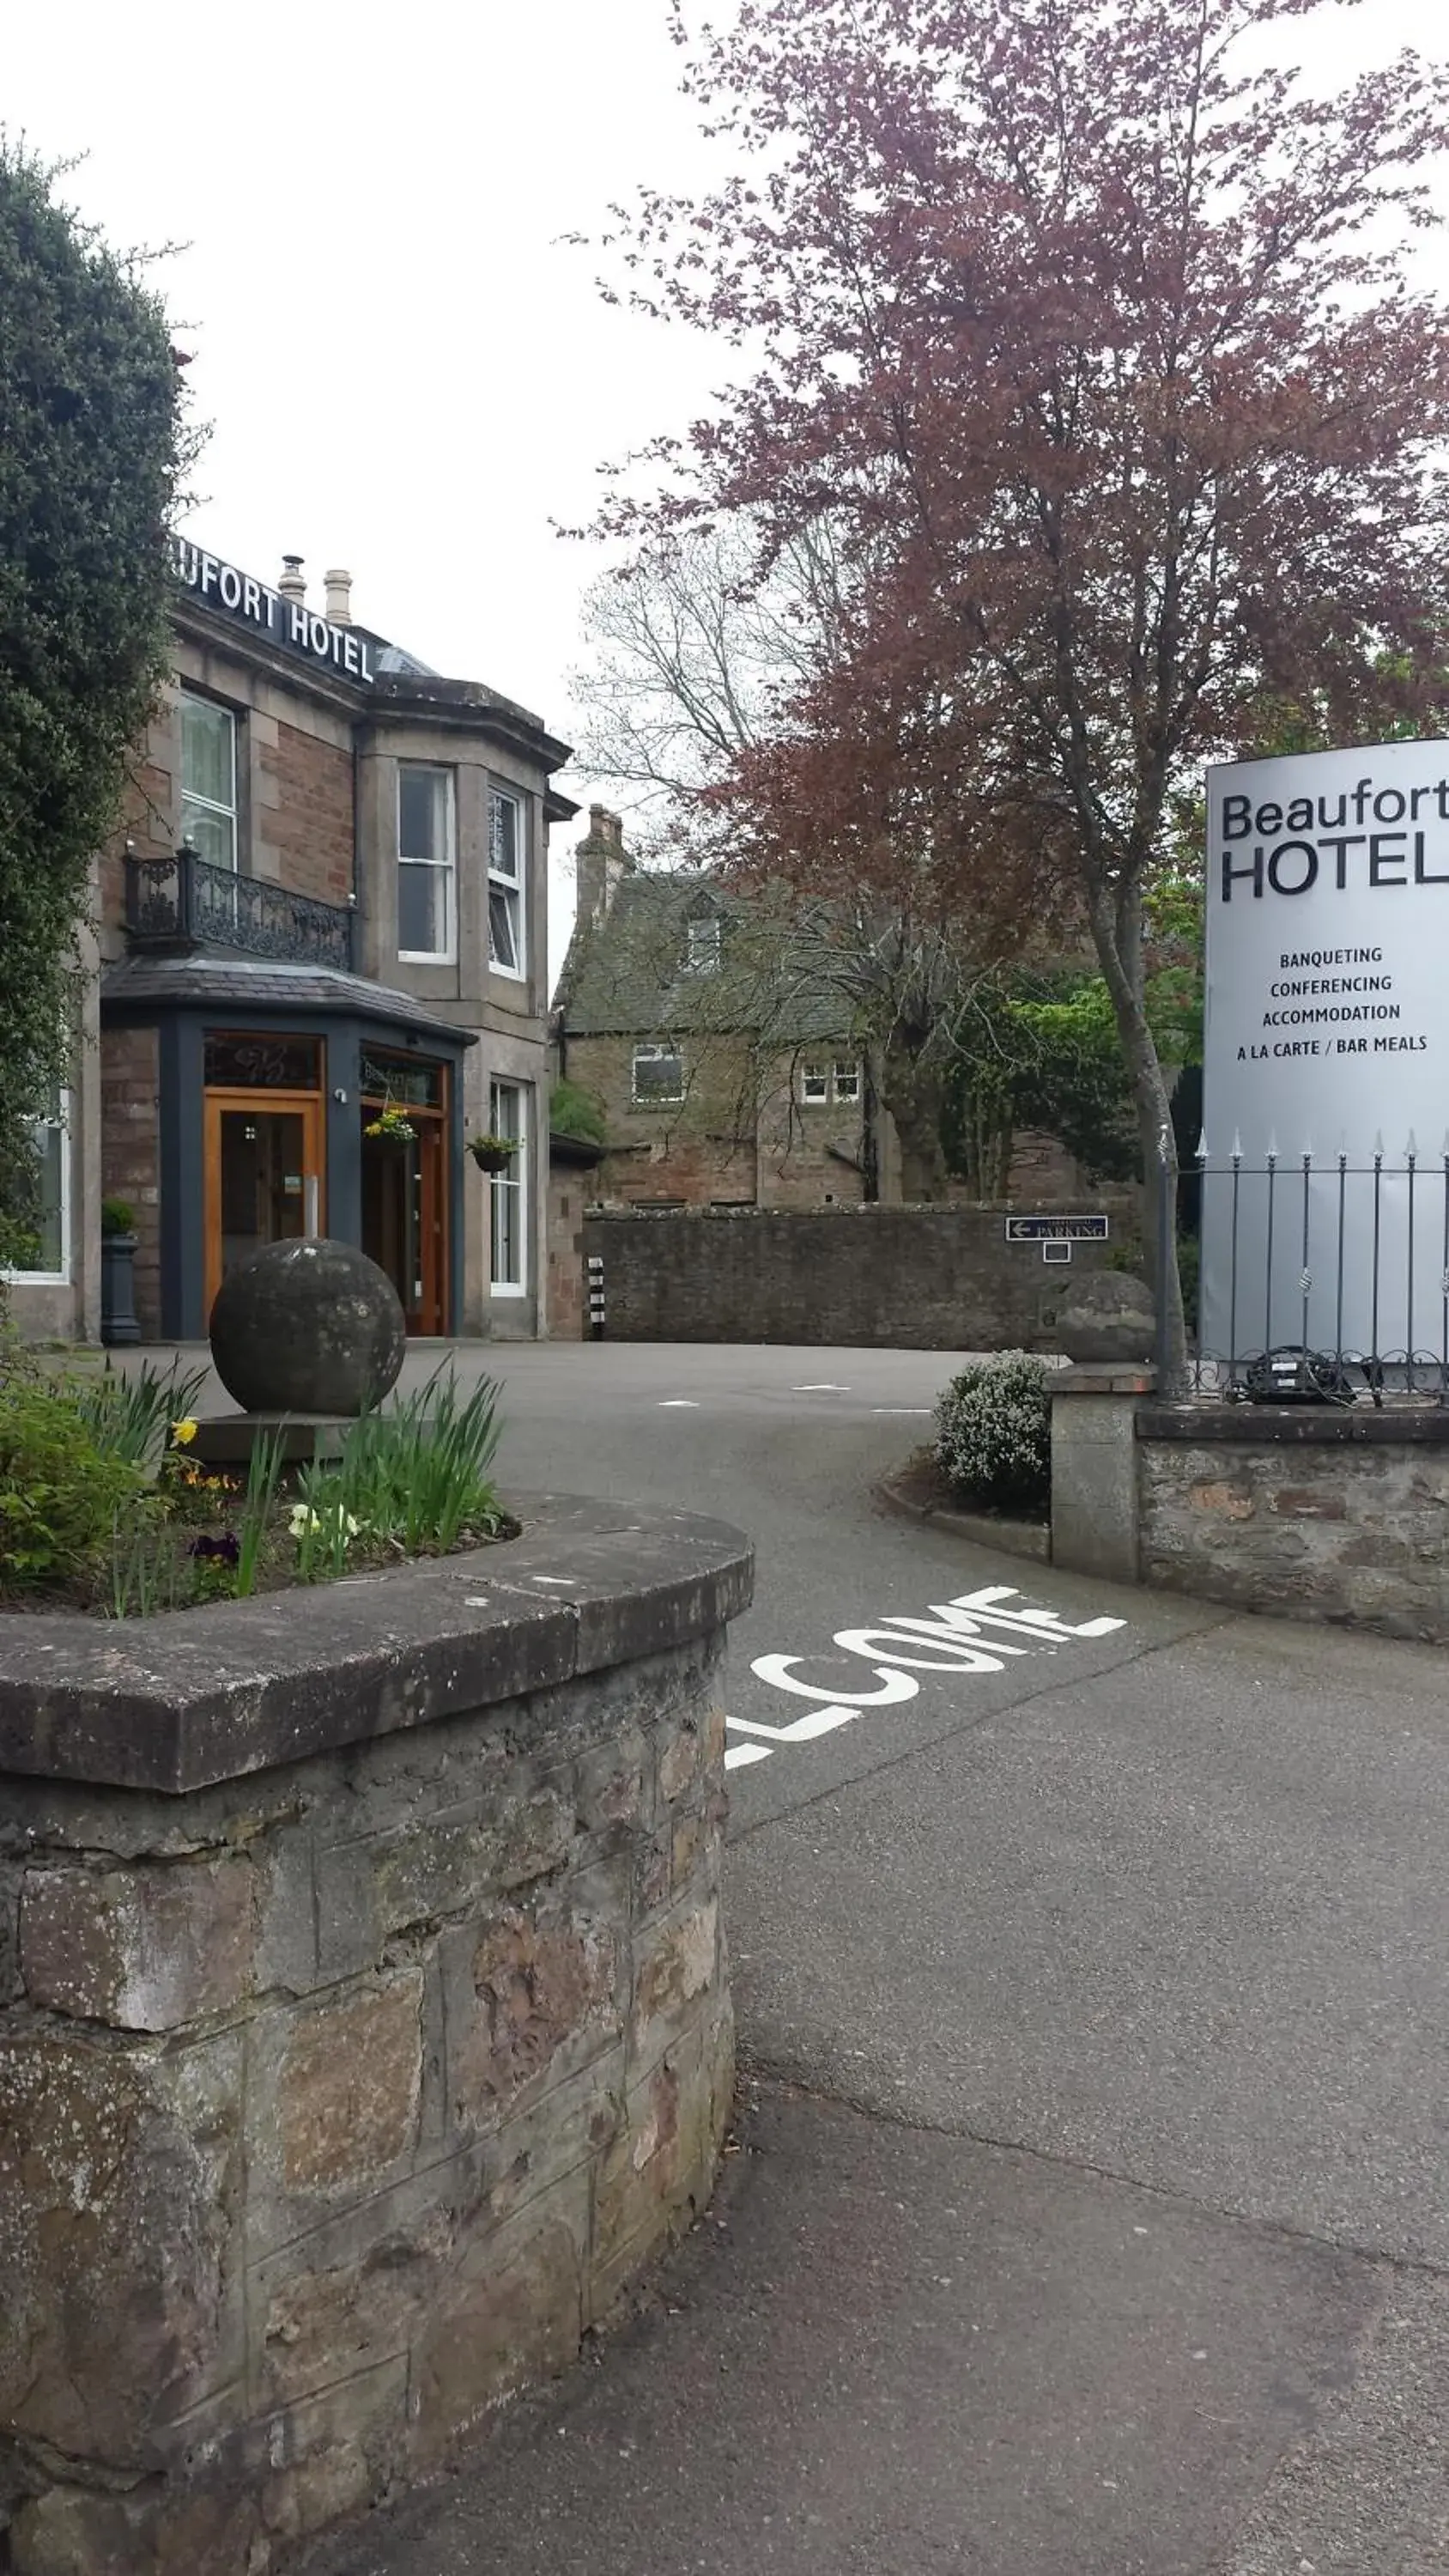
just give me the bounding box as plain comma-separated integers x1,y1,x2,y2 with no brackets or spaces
0,144,185,1264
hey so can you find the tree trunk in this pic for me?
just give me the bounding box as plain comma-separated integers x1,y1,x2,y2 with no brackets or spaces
879,1034,951,1202
1085,881,1187,1390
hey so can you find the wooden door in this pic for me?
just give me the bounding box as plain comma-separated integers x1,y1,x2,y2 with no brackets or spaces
203,1091,326,1324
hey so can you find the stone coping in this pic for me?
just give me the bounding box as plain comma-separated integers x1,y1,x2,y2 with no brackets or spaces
1137,1401,1449,1446
0,1495,753,1796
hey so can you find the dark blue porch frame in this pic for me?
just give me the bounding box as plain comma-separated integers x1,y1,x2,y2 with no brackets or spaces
106,999,472,1342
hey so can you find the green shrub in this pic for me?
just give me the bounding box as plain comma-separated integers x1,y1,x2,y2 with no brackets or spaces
549,1078,608,1145
0,1373,149,1586
933,1352,1052,1518
100,1197,136,1236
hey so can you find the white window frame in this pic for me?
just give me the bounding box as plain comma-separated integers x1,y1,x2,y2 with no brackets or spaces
488,788,526,981
179,690,239,872
3,1090,71,1284
685,917,721,975
799,1062,830,1105
488,1077,528,1296
633,1042,684,1107
397,764,458,964
833,1059,861,1103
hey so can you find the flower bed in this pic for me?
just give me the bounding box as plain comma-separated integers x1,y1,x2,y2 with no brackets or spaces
0,1350,510,1617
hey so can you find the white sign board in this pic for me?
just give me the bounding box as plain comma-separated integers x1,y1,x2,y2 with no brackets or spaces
1203,741,1449,1364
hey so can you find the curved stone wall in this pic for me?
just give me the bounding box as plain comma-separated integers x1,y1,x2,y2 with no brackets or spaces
0,1497,752,2573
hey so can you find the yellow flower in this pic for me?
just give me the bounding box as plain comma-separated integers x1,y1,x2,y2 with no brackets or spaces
172,1419,199,1447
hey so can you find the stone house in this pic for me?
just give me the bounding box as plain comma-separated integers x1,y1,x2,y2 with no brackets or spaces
550,808,1103,1223
4,540,575,1344
553,811,893,1216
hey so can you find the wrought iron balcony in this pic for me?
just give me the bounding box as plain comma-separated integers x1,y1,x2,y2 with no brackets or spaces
124,844,355,973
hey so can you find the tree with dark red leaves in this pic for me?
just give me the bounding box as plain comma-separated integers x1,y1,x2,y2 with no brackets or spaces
595,0,1449,1364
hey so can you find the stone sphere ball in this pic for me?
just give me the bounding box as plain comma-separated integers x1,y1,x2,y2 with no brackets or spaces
209,1239,407,1417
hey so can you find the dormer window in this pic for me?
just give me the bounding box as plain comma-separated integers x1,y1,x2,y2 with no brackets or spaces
685,917,721,975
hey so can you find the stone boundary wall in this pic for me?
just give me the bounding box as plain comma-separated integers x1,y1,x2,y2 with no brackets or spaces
582,1205,1115,1348
1135,1403,1449,1642
0,1498,752,2573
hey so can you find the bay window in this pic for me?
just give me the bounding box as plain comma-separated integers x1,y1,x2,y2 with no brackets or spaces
488,1078,527,1293
488,789,525,976
397,765,457,962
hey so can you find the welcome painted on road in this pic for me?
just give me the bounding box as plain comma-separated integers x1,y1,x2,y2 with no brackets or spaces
725,1585,1126,1772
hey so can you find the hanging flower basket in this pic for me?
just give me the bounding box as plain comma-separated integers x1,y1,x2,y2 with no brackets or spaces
365,1103,416,1145
468,1133,517,1175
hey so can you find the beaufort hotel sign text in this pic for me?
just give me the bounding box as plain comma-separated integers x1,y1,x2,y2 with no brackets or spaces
170,538,375,684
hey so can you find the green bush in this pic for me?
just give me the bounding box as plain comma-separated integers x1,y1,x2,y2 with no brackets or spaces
549,1078,608,1145
0,1371,149,1586
933,1352,1052,1518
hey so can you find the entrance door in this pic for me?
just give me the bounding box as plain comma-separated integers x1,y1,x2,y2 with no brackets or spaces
203,1093,325,1321
361,1115,447,1334
359,1054,449,1334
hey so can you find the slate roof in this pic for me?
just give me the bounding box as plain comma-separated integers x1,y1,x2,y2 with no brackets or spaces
100,955,478,1046
556,872,853,1045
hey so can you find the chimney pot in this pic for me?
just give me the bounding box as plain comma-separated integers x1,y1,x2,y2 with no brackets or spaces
324,568,353,626
278,554,306,604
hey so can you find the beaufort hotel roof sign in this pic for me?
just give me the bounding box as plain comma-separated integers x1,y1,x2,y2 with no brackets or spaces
170,537,375,684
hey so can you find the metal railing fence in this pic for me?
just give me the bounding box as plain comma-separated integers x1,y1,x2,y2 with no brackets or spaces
1159,1141,1449,1403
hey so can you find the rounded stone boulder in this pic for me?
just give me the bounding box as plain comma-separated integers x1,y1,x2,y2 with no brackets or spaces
209,1239,406,1416
1053,1268,1155,1364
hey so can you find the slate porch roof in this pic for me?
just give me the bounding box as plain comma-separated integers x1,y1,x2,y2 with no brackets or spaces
100,954,479,1047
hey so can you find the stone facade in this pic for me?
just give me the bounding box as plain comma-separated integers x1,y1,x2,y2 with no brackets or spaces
580,1204,1114,1348
1136,1404,1449,1641
566,1029,871,1214
0,1498,750,2573
256,715,355,908
1048,1387,1449,1643
98,1022,161,1338
547,1137,606,1339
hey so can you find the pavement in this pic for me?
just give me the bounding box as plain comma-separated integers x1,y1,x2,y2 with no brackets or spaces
151,1340,1449,2573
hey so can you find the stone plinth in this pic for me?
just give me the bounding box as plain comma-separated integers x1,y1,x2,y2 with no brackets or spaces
190,1411,351,1467
0,1498,752,2573
1050,1363,1156,1582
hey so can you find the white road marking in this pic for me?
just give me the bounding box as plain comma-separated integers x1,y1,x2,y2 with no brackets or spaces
793,1382,851,1392
658,1399,700,1407
726,1703,859,1743
872,1406,933,1416
531,1576,574,1586
729,1587,1128,1782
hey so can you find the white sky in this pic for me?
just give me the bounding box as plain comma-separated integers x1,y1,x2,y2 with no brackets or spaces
8,0,1449,981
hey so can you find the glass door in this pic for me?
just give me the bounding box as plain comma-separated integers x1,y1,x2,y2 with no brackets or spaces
359,1055,449,1334
203,1093,325,1321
